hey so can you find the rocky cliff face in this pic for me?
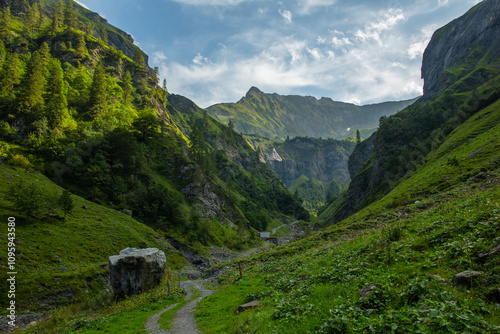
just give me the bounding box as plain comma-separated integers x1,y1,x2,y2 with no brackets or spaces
266,138,354,188
348,133,375,179
422,0,500,97
329,0,500,224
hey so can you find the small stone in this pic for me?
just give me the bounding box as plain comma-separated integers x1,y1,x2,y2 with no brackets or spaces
273,267,282,272
236,300,259,314
82,205,90,210
452,270,484,287
359,282,379,298
58,267,68,271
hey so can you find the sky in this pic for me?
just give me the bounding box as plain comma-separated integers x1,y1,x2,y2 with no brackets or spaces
76,0,482,108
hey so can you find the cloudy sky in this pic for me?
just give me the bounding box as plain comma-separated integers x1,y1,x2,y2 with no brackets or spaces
76,0,481,107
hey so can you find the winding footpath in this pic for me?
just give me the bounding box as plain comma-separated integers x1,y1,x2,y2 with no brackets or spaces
144,280,214,334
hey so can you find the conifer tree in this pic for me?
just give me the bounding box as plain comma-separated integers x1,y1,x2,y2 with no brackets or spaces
64,1,77,29
133,49,144,66
44,58,68,128
51,0,64,35
25,3,40,37
189,123,206,166
0,54,22,106
356,129,361,145
121,71,133,104
88,61,107,116
101,27,108,44
0,7,12,41
18,50,46,117
83,21,93,35
75,33,87,60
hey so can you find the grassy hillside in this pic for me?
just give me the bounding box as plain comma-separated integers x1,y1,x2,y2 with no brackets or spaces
0,0,308,257
0,159,186,312
207,86,417,140
194,95,500,333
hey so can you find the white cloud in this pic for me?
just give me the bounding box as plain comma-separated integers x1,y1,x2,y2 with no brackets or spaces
317,36,326,44
161,27,423,107
152,51,167,64
408,40,428,60
438,0,449,7
193,52,208,64
331,36,352,48
171,0,250,5
355,8,406,45
280,9,293,23
298,0,337,14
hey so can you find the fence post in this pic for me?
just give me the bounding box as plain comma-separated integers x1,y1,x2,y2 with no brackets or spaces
239,261,243,280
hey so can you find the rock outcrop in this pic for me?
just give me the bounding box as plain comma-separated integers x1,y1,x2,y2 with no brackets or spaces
348,133,376,179
109,248,166,297
452,270,484,287
422,0,500,97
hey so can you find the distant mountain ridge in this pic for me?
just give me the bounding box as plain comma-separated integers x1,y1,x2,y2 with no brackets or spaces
207,87,419,140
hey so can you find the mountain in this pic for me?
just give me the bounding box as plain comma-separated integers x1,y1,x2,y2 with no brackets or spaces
186,2,500,333
0,0,308,313
324,0,500,223
247,135,356,212
207,86,418,140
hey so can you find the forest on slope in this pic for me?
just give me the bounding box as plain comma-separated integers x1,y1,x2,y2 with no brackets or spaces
0,0,311,313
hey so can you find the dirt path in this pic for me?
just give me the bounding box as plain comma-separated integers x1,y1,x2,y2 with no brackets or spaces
271,220,299,235
145,280,214,334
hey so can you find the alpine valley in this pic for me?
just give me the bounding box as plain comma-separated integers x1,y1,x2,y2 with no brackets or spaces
0,0,499,333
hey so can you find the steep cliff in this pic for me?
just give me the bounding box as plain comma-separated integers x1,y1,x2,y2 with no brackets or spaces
261,137,355,211
207,87,418,140
348,133,375,179
327,0,500,224
422,0,500,97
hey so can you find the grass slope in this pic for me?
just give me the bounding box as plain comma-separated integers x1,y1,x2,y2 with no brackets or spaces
194,99,500,333
0,162,186,312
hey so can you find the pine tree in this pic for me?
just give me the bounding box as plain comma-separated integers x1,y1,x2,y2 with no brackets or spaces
356,129,361,145
18,50,46,117
44,58,68,128
25,3,40,37
64,1,77,29
150,66,159,87
0,54,23,106
74,33,87,60
133,49,144,66
51,0,64,35
100,27,108,44
189,122,206,166
83,21,93,35
0,7,12,41
121,71,133,104
88,61,107,116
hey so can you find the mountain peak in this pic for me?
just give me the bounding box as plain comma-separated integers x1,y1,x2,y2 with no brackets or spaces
246,86,263,97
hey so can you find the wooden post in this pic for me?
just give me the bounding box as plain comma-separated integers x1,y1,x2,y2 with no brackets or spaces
238,261,243,280
167,279,171,297
168,267,171,280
